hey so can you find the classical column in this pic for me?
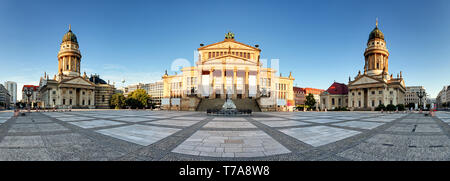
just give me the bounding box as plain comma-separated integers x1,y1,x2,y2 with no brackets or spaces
233,67,237,99
210,68,214,98
222,67,225,99
245,68,249,98
256,67,260,98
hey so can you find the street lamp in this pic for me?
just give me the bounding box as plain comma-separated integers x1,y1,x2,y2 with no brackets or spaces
416,90,425,110
24,87,34,114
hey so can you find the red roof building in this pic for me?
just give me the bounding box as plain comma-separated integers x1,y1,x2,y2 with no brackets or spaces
325,82,348,95
22,85,39,92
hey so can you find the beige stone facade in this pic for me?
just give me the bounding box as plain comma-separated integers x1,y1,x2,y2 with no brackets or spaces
161,32,295,111
348,21,406,110
38,26,115,109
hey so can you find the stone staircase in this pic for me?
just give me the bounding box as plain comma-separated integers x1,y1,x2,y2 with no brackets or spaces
232,98,261,112
196,99,225,111
195,98,262,112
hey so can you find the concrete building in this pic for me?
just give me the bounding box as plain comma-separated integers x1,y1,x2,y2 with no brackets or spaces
4,81,17,106
0,84,11,109
348,20,406,111
38,25,115,109
142,80,164,107
320,82,349,110
436,85,449,108
161,32,295,111
405,86,427,107
293,87,306,106
122,83,144,97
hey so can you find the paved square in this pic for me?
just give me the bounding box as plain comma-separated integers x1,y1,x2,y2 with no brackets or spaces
172,130,290,157
146,119,199,127
259,120,311,127
280,126,361,147
303,118,343,124
212,117,247,121
56,116,95,122
362,117,396,122
69,120,125,129
111,117,153,123
332,121,384,130
96,125,180,146
203,121,256,128
0,136,45,147
1,110,449,160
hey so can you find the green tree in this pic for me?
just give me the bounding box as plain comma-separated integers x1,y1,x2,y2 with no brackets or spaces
130,89,149,108
305,93,316,111
110,93,126,109
125,97,139,109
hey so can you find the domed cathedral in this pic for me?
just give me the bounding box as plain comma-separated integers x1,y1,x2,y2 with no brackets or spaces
58,25,81,77
161,32,295,111
38,25,115,109
348,19,406,111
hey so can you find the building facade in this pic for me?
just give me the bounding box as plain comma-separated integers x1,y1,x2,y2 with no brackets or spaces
4,81,17,106
320,82,349,110
405,86,427,107
38,26,115,109
304,88,325,107
0,84,11,109
293,87,306,106
22,85,40,108
348,20,406,110
161,32,295,111
142,81,164,107
436,85,449,108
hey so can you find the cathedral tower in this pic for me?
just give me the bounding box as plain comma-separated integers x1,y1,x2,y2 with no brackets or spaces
364,19,389,78
58,25,81,77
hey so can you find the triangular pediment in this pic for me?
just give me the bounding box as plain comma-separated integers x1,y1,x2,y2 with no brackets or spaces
198,40,260,51
61,77,95,86
350,75,383,86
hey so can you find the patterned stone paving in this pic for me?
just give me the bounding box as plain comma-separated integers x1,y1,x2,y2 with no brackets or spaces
1,110,450,160
279,126,361,147
172,130,290,157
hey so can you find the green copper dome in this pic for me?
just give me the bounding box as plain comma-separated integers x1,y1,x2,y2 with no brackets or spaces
62,29,78,43
368,26,384,42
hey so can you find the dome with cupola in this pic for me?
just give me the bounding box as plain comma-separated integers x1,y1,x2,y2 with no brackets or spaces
62,25,78,43
368,19,384,42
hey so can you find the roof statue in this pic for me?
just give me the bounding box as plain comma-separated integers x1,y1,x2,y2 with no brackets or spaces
225,31,235,40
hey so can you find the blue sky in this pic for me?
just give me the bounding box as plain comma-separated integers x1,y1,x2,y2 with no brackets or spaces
0,0,449,100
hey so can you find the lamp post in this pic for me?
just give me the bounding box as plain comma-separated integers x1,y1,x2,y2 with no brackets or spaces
24,87,33,114
416,90,425,110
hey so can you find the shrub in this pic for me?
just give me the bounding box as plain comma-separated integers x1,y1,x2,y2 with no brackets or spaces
396,104,405,111
386,104,396,111
375,104,385,111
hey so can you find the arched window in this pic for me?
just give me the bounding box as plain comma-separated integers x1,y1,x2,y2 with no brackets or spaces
208,52,211,58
